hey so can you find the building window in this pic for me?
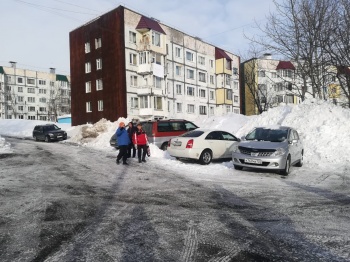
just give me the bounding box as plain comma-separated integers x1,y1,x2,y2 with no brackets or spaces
27,88,35,93
210,75,214,85
226,75,231,85
140,96,148,108
38,80,46,85
209,59,214,68
85,81,91,93
17,77,23,84
152,31,161,47
176,103,182,113
176,84,182,95
18,105,24,111
175,47,181,58
234,108,240,114
210,90,214,100
271,72,277,78
129,31,136,43
27,78,35,85
199,72,206,82
199,89,206,98
175,65,181,76
233,81,239,89
198,55,205,65
28,115,35,120
85,42,90,53
95,37,102,49
39,97,47,103
258,70,266,77
18,86,23,92
283,69,293,78
153,76,162,88
187,86,195,96
139,52,148,64
98,100,103,111
209,106,214,115
39,107,46,112
28,97,35,103
18,96,24,102
131,97,139,108
130,75,138,86
186,51,194,61
129,53,137,65
96,79,103,90
234,95,239,103
199,105,207,115
285,95,294,103
96,58,102,70
226,59,231,70
85,62,91,73
86,102,92,112
39,89,46,94
232,67,238,75
226,90,232,100
187,104,195,113
154,97,162,110
226,105,231,113
187,69,194,79
28,106,36,112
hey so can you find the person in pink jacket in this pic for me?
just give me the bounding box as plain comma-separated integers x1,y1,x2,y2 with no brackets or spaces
133,123,148,163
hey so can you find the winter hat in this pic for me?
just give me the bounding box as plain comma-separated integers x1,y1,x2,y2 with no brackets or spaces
119,122,125,127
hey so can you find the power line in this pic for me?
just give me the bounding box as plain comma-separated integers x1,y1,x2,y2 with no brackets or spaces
50,0,101,12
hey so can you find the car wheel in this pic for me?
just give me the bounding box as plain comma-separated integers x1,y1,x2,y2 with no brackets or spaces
34,136,39,141
280,155,291,176
199,149,212,165
295,150,304,167
45,136,51,143
234,165,243,170
160,142,168,151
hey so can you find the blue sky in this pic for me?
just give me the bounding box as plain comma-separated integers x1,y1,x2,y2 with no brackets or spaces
0,0,277,74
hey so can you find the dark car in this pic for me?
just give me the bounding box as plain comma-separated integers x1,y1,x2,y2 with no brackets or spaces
33,124,67,142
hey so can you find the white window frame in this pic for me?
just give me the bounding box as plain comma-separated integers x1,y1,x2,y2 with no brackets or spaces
95,37,102,49
175,47,181,58
130,75,138,86
131,97,139,109
28,97,35,103
85,62,91,73
86,102,92,112
187,86,195,96
85,42,90,53
187,69,194,79
187,104,195,113
186,51,194,61
152,31,161,47
199,89,206,98
96,79,103,90
198,55,205,65
199,72,206,82
154,97,162,110
199,105,207,115
85,81,91,93
176,84,182,95
96,58,102,70
176,102,182,113
18,86,23,92
129,31,136,43
129,53,137,65
98,100,103,111
153,76,162,88
140,96,149,108
175,65,181,76
27,88,35,94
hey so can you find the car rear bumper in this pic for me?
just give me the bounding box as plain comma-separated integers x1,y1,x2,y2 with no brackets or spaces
232,152,288,170
167,147,202,160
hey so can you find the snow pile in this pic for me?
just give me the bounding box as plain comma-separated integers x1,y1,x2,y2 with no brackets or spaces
0,135,12,154
1,99,350,170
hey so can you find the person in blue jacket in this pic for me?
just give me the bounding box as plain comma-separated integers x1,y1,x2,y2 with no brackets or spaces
116,122,130,165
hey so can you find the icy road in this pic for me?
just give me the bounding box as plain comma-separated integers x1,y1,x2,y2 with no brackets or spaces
0,138,349,262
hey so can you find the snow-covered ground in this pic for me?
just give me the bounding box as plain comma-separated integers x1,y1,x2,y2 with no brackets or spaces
1,99,350,181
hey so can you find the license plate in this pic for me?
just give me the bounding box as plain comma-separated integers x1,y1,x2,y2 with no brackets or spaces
244,158,262,164
57,135,62,138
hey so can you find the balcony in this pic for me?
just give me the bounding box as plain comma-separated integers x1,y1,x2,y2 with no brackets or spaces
138,63,153,75
137,85,163,96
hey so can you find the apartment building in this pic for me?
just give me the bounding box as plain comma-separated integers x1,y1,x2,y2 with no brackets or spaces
0,63,71,121
69,6,240,126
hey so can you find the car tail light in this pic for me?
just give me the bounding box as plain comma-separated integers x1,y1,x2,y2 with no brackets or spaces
168,139,171,147
186,139,193,148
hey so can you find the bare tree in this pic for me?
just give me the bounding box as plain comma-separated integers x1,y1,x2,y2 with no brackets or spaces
247,0,338,101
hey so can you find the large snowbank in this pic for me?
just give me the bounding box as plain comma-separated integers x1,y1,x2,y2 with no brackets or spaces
0,99,349,170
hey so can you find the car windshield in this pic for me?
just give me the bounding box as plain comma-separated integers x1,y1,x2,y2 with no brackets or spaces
245,128,288,142
180,130,204,138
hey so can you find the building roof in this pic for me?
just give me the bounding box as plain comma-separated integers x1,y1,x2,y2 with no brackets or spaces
276,61,295,70
0,66,4,74
136,16,166,35
56,74,69,82
215,47,232,61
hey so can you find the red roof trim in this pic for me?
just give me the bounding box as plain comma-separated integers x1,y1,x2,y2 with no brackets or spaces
215,47,232,61
136,16,166,35
276,61,295,70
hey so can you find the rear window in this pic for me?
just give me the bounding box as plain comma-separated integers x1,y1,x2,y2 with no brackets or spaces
180,130,204,138
157,121,198,132
140,122,153,136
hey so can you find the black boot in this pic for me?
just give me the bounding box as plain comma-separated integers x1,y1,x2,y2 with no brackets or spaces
138,158,141,163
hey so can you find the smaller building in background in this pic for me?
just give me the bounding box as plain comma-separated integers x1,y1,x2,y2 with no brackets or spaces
0,63,71,121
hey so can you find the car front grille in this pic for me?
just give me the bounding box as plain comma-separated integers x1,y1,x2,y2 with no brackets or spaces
239,146,276,157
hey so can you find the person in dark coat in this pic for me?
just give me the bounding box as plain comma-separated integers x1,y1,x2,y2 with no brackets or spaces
127,122,137,158
133,123,148,163
116,122,130,165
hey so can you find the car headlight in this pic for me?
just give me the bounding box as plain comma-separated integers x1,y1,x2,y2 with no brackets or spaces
232,145,240,153
271,148,286,157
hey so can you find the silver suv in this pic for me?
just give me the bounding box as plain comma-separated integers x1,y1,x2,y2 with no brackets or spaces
232,126,304,175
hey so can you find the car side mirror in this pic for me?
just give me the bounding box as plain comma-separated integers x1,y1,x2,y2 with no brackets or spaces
236,138,241,142
240,136,246,141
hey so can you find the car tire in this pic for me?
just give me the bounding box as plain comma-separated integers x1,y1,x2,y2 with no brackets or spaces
199,149,212,165
234,165,243,170
295,150,304,167
34,136,39,141
160,142,168,151
45,136,51,143
280,155,291,176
